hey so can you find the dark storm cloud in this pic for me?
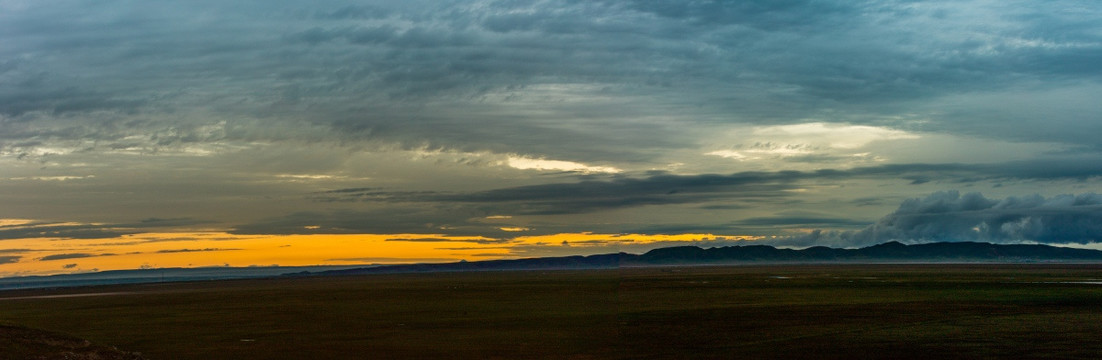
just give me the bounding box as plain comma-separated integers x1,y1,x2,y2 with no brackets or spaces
777,191,1102,248
731,216,870,227
851,197,892,207
312,169,814,216
623,223,748,236
0,223,136,241
317,160,1102,216
0,218,209,241
435,172,799,215
311,189,442,203
235,159,1102,238
3,0,1100,163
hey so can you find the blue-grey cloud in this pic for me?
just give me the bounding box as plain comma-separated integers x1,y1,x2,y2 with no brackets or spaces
778,191,1102,247
3,0,1100,163
0,256,19,264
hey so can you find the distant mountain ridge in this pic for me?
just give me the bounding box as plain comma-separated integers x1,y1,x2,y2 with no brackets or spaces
316,241,1102,276
8,242,1102,291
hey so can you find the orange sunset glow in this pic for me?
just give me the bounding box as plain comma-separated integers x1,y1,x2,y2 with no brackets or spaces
0,225,759,277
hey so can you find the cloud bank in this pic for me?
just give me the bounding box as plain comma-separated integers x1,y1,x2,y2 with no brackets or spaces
782,192,1102,247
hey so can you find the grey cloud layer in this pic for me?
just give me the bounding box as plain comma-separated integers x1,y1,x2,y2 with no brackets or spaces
239,160,1102,237
3,0,1101,162
316,160,1102,214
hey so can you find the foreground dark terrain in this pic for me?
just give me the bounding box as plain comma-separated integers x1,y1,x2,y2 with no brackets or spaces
0,324,146,360
3,264,1102,359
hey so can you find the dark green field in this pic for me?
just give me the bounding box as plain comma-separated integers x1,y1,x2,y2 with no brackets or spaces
3,264,1102,359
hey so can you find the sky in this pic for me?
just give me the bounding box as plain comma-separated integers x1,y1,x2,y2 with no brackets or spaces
2,0,1102,276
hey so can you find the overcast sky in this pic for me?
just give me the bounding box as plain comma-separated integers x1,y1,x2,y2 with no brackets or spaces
3,0,1102,275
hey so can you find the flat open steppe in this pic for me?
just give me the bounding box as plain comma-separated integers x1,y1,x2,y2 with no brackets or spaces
3,264,1102,359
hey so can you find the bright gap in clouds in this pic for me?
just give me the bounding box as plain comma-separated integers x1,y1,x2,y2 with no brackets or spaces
754,122,919,149
505,156,622,173
706,122,919,161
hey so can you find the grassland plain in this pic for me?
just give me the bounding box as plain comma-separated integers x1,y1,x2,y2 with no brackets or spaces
3,264,1102,359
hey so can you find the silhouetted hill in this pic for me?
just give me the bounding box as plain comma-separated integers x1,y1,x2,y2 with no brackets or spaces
315,241,1102,276
642,241,1102,263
